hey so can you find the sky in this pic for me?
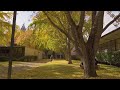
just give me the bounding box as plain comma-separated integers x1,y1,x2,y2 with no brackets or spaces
15,11,120,36
102,11,120,36
16,11,33,28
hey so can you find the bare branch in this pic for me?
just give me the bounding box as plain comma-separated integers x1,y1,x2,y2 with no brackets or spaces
103,13,120,32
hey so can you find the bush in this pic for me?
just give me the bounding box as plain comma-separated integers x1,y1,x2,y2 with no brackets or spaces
0,55,38,62
113,51,120,64
96,51,120,66
0,56,10,61
71,55,80,60
18,56,38,62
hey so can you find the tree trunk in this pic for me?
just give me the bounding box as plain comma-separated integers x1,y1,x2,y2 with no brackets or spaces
52,51,55,59
44,50,48,59
82,52,97,78
67,37,72,64
64,51,68,60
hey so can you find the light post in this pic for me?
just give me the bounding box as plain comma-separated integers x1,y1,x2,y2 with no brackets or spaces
8,11,17,79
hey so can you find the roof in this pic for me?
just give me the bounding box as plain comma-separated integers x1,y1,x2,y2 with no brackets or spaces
100,27,120,44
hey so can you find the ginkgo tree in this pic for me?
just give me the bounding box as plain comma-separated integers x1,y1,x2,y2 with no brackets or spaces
28,17,69,55
28,11,79,63
41,11,120,78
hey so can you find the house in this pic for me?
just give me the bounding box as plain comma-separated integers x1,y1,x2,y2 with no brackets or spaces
70,27,120,59
0,45,43,61
25,47,43,60
99,27,120,52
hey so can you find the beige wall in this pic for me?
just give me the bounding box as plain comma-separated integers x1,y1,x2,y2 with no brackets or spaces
25,47,43,59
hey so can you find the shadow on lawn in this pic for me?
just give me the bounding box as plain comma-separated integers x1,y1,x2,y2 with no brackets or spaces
27,59,52,63
12,64,84,79
43,64,120,79
1,61,120,79
0,64,37,79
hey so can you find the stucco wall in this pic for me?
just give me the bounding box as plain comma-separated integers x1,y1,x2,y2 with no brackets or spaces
25,47,43,59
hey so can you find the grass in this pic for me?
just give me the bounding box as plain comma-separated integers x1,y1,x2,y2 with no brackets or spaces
1,59,120,79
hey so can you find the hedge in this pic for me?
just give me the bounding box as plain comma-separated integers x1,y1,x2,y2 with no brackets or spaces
96,51,120,66
0,55,38,62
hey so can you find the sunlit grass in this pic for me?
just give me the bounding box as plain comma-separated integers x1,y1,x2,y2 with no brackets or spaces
1,59,120,79
12,60,83,79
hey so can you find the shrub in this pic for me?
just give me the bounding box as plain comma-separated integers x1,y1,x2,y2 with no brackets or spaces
0,56,9,61
96,51,120,66
18,56,38,62
71,55,80,60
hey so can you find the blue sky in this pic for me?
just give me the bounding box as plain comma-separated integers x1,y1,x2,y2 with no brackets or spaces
15,11,119,36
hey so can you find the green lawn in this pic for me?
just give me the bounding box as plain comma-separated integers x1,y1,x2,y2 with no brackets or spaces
1,59,120,79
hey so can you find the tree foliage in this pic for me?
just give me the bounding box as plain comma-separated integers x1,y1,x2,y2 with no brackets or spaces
41,11,120,78
27,12,69,53
0,11,13,46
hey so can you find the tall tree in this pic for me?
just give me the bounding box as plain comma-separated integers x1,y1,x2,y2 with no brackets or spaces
28,13,70,56
8,11,17,79
36,12,73,64
43,11,120,78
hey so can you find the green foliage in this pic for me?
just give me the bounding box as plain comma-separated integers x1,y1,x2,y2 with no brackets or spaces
0,11,13,46
28,12,69,53
113,51,120,64
96,51,120,65
0,56,10,61
27,11,92,53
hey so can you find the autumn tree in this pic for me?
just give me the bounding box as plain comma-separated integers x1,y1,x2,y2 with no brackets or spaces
29,11,79,63
28,12,73,62
0,11,12,45
42,11,120,78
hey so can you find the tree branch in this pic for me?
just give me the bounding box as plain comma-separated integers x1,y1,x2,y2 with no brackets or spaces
94,11,104,54
87,11,99,45
56,16,66,31
103,13,120,32
64,11,76,27
43,11,74,42
92,11,96,26
65,11,87,53
77,11,85,44
78,11,85,31
77,11,86,48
